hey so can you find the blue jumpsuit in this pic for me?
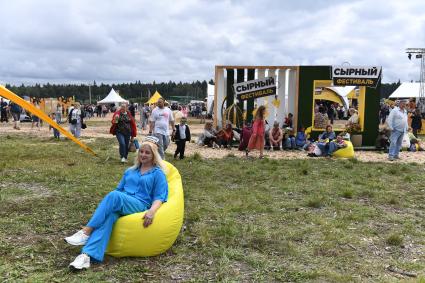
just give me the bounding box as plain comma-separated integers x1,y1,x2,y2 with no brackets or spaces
82,166,168,262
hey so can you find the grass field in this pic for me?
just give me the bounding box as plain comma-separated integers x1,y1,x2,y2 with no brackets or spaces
1,134,425,282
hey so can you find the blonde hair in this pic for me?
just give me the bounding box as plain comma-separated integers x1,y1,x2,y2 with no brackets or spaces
130,141,167,173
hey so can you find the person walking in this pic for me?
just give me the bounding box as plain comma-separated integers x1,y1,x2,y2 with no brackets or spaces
411,108,422,138
387,99,409,161
68,102,84,138
110,104,137,163
173,117,191,159
149,98,175,159
31,100,41,130
1,98,9,123
246,105,266,158
140,103,150,132
9,102,22,130
128,101,136,118
56,103,63,123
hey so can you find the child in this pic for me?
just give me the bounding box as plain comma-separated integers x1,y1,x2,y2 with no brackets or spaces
49,113,60,139
173,117,191,159
295,126,307,149
247,106,266,158
238,122,252,151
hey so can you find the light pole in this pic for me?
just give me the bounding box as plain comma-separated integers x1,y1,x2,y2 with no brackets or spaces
406,48,425,113
88,84,92,104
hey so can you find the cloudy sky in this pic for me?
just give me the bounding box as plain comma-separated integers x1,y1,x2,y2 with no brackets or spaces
0,0,424,85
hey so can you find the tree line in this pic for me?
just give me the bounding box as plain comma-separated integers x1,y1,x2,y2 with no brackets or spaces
4,79,215,104
4,79,399,103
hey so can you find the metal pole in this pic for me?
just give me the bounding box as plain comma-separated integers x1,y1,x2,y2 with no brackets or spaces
406,48,425,113
419,53,425,113
89,85,92,104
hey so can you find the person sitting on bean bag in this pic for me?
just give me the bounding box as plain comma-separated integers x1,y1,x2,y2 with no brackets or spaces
65,136,168,270
324,134,347,157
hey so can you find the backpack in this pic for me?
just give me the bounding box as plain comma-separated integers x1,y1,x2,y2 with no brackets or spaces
68,109,77,125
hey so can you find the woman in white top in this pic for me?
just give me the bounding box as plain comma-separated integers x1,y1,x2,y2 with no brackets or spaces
69,103,84,138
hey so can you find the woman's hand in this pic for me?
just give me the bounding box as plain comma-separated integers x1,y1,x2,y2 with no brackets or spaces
142,200,162,228
142,210,155,228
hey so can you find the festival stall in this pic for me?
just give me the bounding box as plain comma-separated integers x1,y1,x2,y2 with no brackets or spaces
214,65,381,147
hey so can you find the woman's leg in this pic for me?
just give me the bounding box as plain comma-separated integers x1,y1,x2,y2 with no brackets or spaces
413,128,418,138
82,191,147,262
174,140,181,158
123,134,130,159
81,212,119,262
75,124,81,138
116,133,126,158
69,124,76,136
290,138,295,149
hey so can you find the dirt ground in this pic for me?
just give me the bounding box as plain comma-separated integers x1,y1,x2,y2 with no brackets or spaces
1,115,424,163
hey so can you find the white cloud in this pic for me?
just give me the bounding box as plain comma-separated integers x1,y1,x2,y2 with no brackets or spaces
0,0,424,85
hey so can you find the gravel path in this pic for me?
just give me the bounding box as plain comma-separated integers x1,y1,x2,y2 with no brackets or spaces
1,117,424,164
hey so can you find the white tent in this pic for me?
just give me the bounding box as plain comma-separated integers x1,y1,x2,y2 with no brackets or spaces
325,86,355,109
389,83,420,98
207,83,214,115
97,88,129,105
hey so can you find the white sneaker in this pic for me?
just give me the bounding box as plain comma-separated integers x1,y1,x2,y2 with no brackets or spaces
69,253,90,270
64,230,89,246
121,157,127,163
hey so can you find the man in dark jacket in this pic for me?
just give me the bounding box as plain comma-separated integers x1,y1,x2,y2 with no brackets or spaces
128,102,136,118
0,98,8,123
9,102,22,130
173,117,191,159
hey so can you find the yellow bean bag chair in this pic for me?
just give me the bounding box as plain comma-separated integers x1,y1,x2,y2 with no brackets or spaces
106,161,184,257
333,141,355,158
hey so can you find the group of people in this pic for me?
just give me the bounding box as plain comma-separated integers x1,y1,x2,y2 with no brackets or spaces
314,103,359,129
110,98,191,163
377,98,424,160
195,106,351,159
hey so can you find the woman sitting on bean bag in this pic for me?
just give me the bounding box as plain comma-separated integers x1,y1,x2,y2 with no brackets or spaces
65,136,168,270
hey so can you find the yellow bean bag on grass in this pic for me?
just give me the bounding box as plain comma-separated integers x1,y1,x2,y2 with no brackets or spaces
106,161,184,257
333,141,355,158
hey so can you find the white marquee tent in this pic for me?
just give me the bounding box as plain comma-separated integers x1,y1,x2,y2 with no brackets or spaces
389,83,420,98
206,83,214,115
97,88,129,105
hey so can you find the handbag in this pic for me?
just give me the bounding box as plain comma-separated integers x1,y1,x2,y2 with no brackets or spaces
81,123,87,129
128,140,137,152
133,139,140,149
109,123,117,135
401,133,410,149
